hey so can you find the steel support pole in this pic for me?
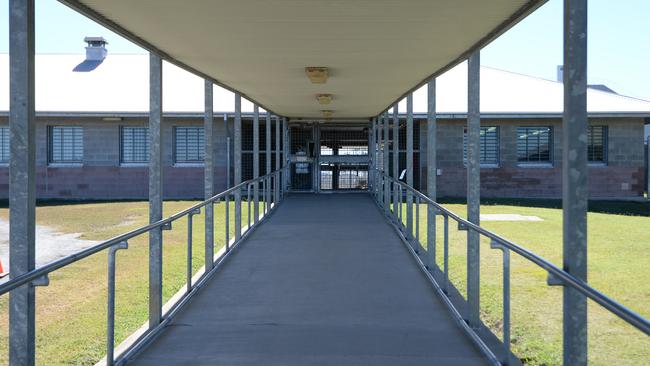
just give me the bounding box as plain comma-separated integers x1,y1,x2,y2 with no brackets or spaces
647,137,650,197
369,118,375,192
275,116,281,200
253,106,260,223
283,117,289,192
562,1,588,364
148,52,163,328
392,105,399,215
204,80,214,270
266,113,271,202
225,113,231,189
9,1,36,364
234,94,242,240
406,94,414,243
427,80,437,269
383,113,390,212
467,51,481,328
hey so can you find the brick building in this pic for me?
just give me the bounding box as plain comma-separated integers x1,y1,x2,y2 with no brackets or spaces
0,50,648,199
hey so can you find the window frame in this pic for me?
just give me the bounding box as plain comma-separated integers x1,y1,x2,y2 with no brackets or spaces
0,126,9,165
120,125,150,166
587,125,608,165
48,125,84,166
173,126,205,165
516,126,553,166
463,126,500,167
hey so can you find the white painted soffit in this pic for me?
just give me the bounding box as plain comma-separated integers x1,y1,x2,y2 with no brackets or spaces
62,0,545,119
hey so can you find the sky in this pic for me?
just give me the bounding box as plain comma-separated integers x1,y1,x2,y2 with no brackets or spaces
0,0,649,101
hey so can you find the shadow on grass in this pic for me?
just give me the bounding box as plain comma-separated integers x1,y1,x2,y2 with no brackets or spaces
438,197,650,217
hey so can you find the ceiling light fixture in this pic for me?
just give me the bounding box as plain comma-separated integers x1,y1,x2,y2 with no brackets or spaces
316,94,332,105
321,110,334,118
305,67,329,84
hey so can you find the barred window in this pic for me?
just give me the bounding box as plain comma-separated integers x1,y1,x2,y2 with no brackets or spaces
0,127,9,163
463,126,499,166
517,126,552,163
49,126,83,164
121,126,149,163
174,126,204,163
588,126,607,163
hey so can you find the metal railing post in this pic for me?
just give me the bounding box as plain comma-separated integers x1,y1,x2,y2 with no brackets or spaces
443,214,449,294
187,209,200,292
490,240,511,365
247,184,252,230
106,241,128,366
415,196,420,252
225,194,230,251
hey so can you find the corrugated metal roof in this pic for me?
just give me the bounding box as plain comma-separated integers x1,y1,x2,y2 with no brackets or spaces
0,54,649,116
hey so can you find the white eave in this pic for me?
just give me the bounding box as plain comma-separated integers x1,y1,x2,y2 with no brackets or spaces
0,54,649,119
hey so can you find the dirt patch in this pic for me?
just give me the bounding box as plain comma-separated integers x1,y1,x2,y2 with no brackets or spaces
0,218,100,280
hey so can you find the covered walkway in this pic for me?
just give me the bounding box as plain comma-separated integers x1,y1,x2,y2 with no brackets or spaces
131,194,485,365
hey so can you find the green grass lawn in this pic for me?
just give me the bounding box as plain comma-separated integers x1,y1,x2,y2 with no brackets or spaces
0,200,263,365
0,198,647,365
399,199,650,365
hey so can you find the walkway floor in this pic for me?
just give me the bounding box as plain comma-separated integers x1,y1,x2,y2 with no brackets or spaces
131,194,486,365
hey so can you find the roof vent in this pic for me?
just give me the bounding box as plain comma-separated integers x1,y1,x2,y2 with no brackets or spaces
73,37,108,72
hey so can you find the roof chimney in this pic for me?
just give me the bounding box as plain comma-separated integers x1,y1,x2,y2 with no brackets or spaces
73,37,108,72
84,36,108,61
556,65,563,82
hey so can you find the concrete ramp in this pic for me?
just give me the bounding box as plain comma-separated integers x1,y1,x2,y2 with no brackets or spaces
131,194,486,365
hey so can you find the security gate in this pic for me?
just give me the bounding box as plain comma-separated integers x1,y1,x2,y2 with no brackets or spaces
288,123,370,192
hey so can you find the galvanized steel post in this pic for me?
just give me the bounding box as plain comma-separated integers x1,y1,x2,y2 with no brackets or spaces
283,117,289,192
266,113,271,206
275,116,280,200
466,51,481,328
148,52,163,328
562,0,588,364
8,1,36,364
392,105,399,215
369,118,375,192
204,80,214,270
406,94,414,244
426,80,437,269
234,94,242,240
383,112,390,212
253,106,260,223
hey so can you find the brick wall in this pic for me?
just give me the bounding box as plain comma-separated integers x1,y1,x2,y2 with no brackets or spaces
419,117,646,198
0,116,231,200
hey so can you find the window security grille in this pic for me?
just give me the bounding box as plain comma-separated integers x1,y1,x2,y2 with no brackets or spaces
463,126,499,166
0,127,9,164
517,126,552,163
49,126,83,164
588,126,607,163
175,126,204,163
121,126,149,163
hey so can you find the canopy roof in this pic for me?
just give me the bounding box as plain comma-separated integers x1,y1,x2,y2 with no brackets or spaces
62,0,545,119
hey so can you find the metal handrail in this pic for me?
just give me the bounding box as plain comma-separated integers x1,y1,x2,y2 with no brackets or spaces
0,168,285,365
0,169,283,296
372,169,650,354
